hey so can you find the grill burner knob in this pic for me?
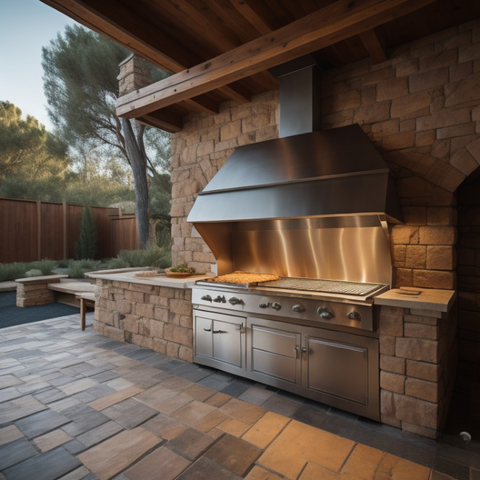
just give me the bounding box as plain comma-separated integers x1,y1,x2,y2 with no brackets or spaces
259,302,269,309
292,304,306,313
213,295,226,303
271,302,282,311
229,297,244,306
317,307,335,320
201,295,212,302
347,310,362,321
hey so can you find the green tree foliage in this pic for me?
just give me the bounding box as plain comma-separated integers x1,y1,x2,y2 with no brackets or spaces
0,102,70,200
74,207,98,260
42,25,171,248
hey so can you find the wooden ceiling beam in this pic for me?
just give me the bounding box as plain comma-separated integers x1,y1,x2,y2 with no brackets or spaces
40,0,226,112
116,0,436,118
228,0,276,35
359,29,388,64
136,110,183,133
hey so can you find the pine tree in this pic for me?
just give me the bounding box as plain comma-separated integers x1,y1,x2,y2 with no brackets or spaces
75,207,98,260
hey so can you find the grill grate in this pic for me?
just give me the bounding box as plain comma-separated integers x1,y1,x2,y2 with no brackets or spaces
261,277,385,297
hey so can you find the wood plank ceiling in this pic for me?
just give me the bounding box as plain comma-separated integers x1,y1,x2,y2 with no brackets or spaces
41,0,480,133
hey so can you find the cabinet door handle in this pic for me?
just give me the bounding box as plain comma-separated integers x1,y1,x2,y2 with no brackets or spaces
212,330,224,334
294,346,299,358
203,327,212,332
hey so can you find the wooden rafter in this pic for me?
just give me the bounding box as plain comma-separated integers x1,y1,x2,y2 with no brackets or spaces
116,0,436,118
40,0,251,110
359,29,388,64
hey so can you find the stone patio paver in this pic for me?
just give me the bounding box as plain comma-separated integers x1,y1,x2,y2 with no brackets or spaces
0,314,477,480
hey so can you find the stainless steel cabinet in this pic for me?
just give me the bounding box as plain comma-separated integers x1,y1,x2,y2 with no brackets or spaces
193,309,246,376
246,317,379,420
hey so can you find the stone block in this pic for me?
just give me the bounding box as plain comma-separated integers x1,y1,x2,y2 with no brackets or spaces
417,108,471,131
466,136,480,163
405,378,438,403
395,59,419,77
382,131,415,150
404,314,438,326
135,303,154,318
380,371,405,394
113,300,132,315
160,287,176,299
395,337,438,363
406,360,440,382
393,245,406,266
438,123,476,141
120,315,139,334
395,394,438,429
376,77,409,101
398,176,435,199
353,101,390,124
401,422,437,439
380,335,396,355
391,226,419,245
167,342,180,358
152,338,167,355
445,72,480,108
378,312,403,336
409,67,449,93
426,246,455,270
380,354,406,375
395,268,413,287
129,283,155,294
427,207,457,226
154,306,169,322
164,324,193,347
149,319,165,338
242,113,272,133
220,121,241,141
380,389,395,417
416,130,435,147
169,299,191,315
410,309,443,318
104,326,125,343
179,346,193,363
371,119,399,135
419,226,456,245
363,67,395,85
125,290,145,303
419,50,457,72
405,245,426,269
413,270,455,290
404,323,439,340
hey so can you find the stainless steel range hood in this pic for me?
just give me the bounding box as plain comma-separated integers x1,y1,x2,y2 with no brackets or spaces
187,58,403,285
187,123,403,224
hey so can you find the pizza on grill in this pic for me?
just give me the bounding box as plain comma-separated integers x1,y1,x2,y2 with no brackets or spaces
211,271,280,284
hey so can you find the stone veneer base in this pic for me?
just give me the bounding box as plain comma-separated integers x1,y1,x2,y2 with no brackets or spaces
93,279,193,362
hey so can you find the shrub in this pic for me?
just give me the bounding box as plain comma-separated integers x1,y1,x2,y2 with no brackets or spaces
31,259,58,275
57,258,72,268
75,207,98,260
67,260,86,278
117,241,171,268
105,257,129,269
25,269,43,277
0,262,28,282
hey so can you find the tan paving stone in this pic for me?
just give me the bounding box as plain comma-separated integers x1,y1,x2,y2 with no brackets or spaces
244,466,284,480
105,377,135,391
171,399,217,425
78,427,161,480
242,412,290,449
33,429,73,452
298,462,340,480
219,398,266,425
122,446,191,480
192,409,229,433
217,417,251,437
142,414,188,440
0,425,23,446
338,443,384,479
56,466,91,480
257,420,355,479
0,374,24,389
181,383,216,401
377,453,431,479
88,386,144,411
159,375,193,391
204,391,231,407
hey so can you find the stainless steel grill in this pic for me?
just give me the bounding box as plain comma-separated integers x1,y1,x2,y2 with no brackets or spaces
261,277,386,297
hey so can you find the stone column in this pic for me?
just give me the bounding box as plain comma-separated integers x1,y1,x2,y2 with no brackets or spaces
117,54,153,97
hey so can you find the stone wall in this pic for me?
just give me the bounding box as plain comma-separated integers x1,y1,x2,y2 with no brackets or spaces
94,280,193,362
378,304,457,438
170,91,279,272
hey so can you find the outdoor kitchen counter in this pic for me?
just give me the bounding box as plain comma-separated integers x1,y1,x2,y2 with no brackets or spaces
374,287,456,312
86,271,212,289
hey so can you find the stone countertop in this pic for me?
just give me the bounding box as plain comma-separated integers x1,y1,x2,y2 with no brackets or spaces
374,287,457,312
86,270,212,289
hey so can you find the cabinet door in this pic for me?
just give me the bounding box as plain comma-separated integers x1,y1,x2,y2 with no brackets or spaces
213,319,243,367
194,314,213,358
302,326,378,417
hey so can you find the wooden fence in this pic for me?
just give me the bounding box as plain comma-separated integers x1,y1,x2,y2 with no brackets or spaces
0,197,137,263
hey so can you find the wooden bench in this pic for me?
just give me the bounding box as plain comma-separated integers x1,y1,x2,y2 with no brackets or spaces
76,292,96,331
47,281,98,330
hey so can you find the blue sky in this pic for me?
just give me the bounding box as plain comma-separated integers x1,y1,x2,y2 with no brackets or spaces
0,0,76,130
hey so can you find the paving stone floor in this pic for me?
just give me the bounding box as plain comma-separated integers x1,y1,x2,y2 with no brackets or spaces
1,313,480,480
